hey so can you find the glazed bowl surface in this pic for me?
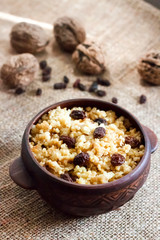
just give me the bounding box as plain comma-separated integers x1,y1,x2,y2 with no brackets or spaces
9,99,158,216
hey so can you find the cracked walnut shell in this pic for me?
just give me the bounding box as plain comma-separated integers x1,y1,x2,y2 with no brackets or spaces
10,22,49,54
72,41,105,75
1,53,39,88
137,52,160,85
54,16,86,52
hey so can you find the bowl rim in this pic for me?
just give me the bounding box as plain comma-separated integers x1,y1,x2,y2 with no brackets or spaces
23,98,150,190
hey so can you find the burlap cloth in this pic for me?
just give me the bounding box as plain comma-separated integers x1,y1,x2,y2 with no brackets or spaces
0,0,159,239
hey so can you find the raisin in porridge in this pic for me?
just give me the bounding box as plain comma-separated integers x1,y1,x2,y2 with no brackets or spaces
29,106,145,184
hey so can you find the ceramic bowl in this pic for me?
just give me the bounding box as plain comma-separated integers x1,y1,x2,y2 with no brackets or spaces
9,99,158,216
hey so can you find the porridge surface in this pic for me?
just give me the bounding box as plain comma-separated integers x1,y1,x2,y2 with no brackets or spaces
29,106,145,184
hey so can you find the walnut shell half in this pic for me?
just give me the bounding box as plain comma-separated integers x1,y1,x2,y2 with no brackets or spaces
10,22,49,54
1,53,39,88
137,52,160,85
72,41,105,75
54,16,86,52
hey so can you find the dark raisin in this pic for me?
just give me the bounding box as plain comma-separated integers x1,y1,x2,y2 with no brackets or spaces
125,136,140,148
73,79,80,88
139,95,147,104
73,152,90,167
94,118,107,125
63,76,69,84
15,87,25,95
60,173,73,182
89,81,98,92
97,78,111,86
112,97,118,104
70,110,86,119
111,154,125,166
43,66,52,75
77,82,86,91
36,88,42,96
93,127,106,138
96,90,106,97
53,82,66,89
42,75,50,82
60,135,76,148
39,60,47,69
42,72,48,77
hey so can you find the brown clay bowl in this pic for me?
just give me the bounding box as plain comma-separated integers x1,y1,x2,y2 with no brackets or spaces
9,99,158,216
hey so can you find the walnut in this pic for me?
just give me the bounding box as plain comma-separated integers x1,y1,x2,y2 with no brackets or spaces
72,41,105,75
54,16,86,52
137,52,160,85
10,22,49,54
1,53,39,88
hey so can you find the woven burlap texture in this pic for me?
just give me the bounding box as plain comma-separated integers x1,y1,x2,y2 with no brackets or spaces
0,0,160,239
